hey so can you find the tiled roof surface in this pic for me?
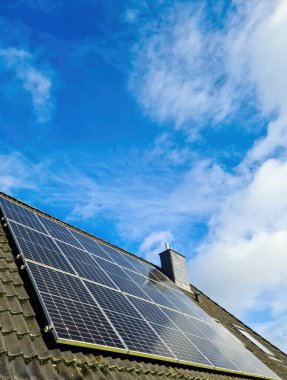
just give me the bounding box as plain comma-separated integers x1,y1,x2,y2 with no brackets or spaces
0,197,286,379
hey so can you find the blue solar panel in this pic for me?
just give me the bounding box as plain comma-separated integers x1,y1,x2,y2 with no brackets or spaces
37,215,84,248
7,221,75,273
0,195,279,379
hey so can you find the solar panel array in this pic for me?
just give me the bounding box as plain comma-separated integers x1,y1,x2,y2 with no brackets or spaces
0,196,279,379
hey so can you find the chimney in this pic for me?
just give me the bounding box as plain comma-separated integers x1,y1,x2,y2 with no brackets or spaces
159,247,191,291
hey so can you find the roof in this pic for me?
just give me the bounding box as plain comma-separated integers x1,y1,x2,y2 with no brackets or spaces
0,193,286,380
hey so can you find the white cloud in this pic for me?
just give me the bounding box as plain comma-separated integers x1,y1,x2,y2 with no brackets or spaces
0,150,232,253
67,158,235,243
130,4,232,130
189,159,287,352
226,0,287,161
18,0,62,12
0,152,37,193
149,133,192,165
0,48,54,122
124,9,139,24
139,230,173,265
130,0,287,149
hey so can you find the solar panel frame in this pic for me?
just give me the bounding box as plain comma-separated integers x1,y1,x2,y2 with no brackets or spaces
149,323,212,367
41,293,126,348
71,259,117,288
26,262,128,351
37,214,85,249
55,241,98,266
104,309,176,360
7,221,76,274
97,244,143,273
69,229,116,262
110,273,153,300
128,297,177,327
1,205,47,233
0,195,280,380
84,281,143,319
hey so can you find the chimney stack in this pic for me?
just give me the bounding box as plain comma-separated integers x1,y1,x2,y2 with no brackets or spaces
159,247,190,291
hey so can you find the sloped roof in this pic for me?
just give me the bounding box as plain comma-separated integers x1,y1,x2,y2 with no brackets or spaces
0,194,286,379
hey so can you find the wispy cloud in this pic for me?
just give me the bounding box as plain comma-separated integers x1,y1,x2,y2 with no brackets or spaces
124,8,139,24
0,47,54,123
0,152,39,193
67,158,236,243
17,0,62,12
139,230,173,266
129,3,234,131
129,0,283,140
0,149,233,248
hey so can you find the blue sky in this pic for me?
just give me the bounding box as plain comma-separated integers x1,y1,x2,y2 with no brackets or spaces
1,0,287,352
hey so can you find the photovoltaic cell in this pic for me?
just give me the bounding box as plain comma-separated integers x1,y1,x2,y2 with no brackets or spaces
185,334,239,370
69,230,115,261
106,273,151,300
126,270,148,285
41,293,125,349
29,262,94,305
161,308,203,336
72,259,116,288
98,244,139,271
191,318,237,346
0,195,279,379
157,289,199,317
85,281,141,319
8,221,57,251
150,324,211,366
130,259,155,277
94,257,132,280
119,253,150,274
169,290,214,322
148,268,173,285
105,310,175,359
1,205,47,233
129,297,175,327
214,343,266,374
56,241,98,266
8,221,75,273
141,283,179,310
37,215,83,248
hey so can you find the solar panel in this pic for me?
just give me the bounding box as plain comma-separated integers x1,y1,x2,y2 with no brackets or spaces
104,310,175,359
29,263,126,349
7,221,75,273
0,198,47,233
184,334,239,370
38,215,84,248
129,297,175,326
0,195,279,379
149,324,211,365
111,273,152,300
85,281,142,319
